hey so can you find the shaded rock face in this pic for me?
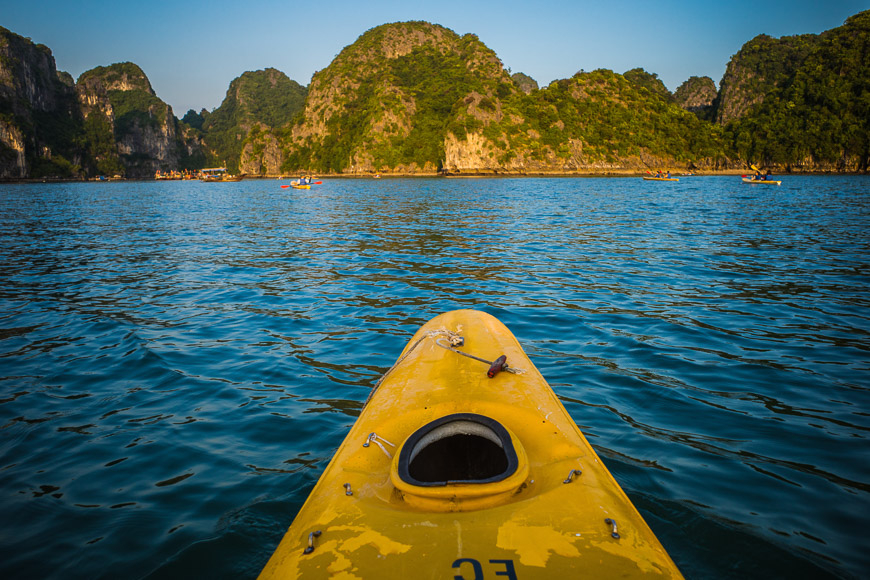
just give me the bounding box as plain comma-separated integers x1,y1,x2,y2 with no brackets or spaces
0,26,81,178
0,121,26,178
240,126,283,175
0,31,64,114
115,107,180,176
511,72,538,94
674,76,717,113
714,33,815,124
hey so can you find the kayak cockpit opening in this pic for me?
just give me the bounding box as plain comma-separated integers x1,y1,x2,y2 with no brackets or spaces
397,413,518,486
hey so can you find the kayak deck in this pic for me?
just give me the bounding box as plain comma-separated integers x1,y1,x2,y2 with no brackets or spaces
260,310,682,578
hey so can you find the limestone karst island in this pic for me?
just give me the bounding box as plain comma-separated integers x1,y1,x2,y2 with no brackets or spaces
1,11,868,180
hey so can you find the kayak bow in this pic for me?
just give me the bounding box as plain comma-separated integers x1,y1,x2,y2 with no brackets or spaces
260,310,683,578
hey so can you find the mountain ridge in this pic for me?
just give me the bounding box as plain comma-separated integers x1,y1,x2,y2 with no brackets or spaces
1,12,867,179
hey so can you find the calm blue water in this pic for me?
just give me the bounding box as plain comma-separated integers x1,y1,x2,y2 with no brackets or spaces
1,176,868,579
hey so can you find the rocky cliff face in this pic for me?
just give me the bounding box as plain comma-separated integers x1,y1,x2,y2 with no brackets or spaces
76,62,199,177
714,33,816,124
275,21,733,176
204,68,306,173
0,26,82,178
674,76,717,114
239,125,283,175
3,12,867,179
280,21,517,174
76,62,154,119
0,31,205,180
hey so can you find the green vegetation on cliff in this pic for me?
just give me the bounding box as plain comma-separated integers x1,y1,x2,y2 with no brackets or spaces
181,109,208,131
81,113,123,175
2,10,868,179
77,62,154,93
623,68,672,101
75,62,202,177
76,62,168,176
494,69,723,166
723,10,870,170
109,88,168,135
202,68,306,171
278,21,737,174
281,22,514,173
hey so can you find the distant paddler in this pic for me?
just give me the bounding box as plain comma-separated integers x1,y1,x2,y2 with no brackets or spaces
742,165,781,185
750,164,773,181
643,170,679,182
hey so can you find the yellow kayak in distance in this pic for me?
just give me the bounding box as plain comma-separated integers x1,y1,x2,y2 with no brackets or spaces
742,178,781,185
643,177,679,182
260,310,683,579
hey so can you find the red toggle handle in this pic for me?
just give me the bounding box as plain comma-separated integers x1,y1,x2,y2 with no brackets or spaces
487,355,508,378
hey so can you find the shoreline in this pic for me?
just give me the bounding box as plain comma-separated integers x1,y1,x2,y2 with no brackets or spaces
2,169,867,184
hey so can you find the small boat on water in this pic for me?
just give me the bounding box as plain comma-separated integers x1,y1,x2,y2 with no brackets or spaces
742,178,781,185
643,176,679,182
155,170,195,180
260,310,683,578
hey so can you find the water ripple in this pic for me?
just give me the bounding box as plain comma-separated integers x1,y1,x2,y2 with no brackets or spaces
0,176,868,579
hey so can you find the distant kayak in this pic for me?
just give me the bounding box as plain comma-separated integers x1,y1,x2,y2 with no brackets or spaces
643,176,679,182
291,184,311,189
260,310,683,579
742,178,781,185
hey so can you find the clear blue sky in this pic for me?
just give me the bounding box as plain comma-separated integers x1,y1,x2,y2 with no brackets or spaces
3,0,867,115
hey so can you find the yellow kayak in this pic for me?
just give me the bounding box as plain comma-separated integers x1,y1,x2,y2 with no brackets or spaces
742,178,781,185
291,184,311,190
260,310,683,578
643,177,679,182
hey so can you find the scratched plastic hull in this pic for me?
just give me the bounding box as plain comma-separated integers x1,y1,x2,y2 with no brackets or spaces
260,310,683,578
